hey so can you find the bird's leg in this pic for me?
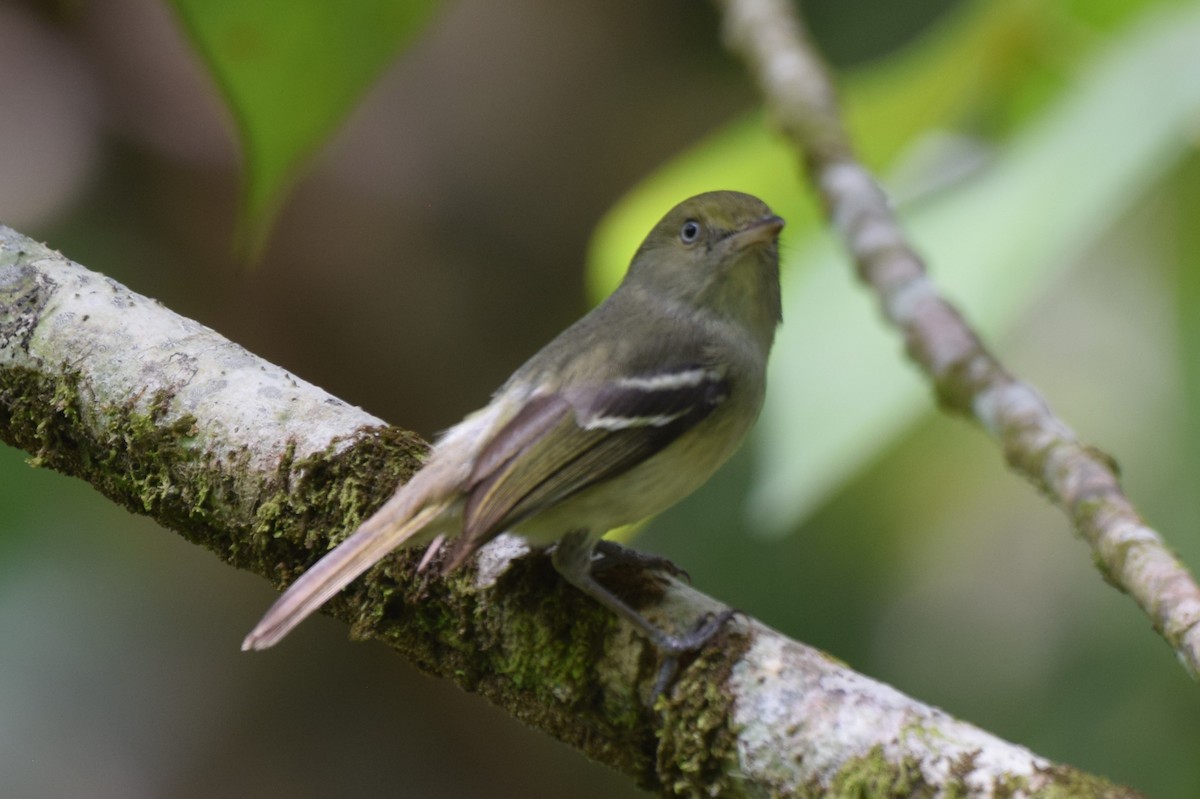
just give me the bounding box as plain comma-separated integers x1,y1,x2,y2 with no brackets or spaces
416,534,448,572
551,531,732,656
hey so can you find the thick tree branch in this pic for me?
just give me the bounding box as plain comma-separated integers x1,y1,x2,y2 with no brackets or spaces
715,0,1200,681
0,231,1142,797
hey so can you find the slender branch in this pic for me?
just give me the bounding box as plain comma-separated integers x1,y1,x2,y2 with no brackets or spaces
0,232,1141,797
715,0,1200,681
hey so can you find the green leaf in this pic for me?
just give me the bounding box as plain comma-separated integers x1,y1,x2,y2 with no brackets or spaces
1169,153,1200,519
587,0,1059,298
753,2,1200,533
168,0,440,258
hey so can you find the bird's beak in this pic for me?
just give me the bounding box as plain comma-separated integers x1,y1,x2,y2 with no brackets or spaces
728,215,785,250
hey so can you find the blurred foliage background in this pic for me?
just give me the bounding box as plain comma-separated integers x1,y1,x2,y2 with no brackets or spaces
2,0,1199,796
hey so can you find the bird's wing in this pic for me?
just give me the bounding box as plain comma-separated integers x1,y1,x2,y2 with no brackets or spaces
457,365,730,552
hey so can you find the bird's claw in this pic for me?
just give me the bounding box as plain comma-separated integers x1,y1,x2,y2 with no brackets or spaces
593,539,691,583
648,608,739,705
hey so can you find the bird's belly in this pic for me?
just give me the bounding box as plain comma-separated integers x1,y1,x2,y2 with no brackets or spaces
511,410,752,545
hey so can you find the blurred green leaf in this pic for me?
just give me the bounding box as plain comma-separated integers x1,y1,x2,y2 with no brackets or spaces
586,0,1058,299
755,2,1200,533
588,0,1200,535
168,0,440,258
1169,153,1200,530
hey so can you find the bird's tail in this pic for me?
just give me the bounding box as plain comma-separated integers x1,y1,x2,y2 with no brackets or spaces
241,494,450,651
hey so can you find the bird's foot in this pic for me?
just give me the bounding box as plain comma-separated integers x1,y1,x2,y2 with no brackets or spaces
649,608,739,703
593,539,691,583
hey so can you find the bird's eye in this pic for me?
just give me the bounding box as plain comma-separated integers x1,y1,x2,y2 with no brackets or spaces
679,220,701,244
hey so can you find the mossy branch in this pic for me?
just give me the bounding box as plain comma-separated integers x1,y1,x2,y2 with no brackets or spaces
714,0,1200,682
0,230,1142,798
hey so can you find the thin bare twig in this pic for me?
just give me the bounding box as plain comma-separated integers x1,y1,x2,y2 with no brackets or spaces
715,0,1200,679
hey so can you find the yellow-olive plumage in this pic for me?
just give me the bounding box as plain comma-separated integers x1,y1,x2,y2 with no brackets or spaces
243,191,783,653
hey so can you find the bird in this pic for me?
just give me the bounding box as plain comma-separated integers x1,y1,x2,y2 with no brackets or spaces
242,190,784,656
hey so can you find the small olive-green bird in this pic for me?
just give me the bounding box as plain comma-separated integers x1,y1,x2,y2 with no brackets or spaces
243,190,783,654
